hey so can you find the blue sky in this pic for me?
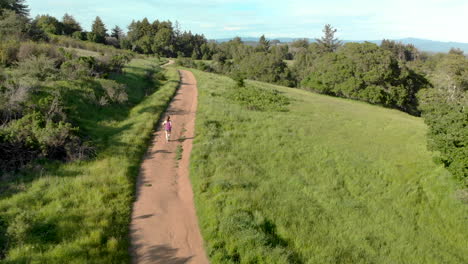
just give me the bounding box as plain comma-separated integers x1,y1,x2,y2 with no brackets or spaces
28,0,468,42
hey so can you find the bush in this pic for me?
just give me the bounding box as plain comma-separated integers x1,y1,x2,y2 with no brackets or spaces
301,42,428,114
234,52,296,87
60,58,93,80
17,42,66,65
228,84,290,112
16,54,58,81
101,80,128,104
0,39,19,66
196,61,213,72
72,31,87,41
176,57,196,68
105,36,120,48
418,88,468,185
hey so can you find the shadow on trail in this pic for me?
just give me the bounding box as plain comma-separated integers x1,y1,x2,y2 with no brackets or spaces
140,244,193,264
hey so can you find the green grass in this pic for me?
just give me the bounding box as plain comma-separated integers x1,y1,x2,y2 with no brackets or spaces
284,60,295,67
187,69,468,263
0,58,179,263
65,47,101,57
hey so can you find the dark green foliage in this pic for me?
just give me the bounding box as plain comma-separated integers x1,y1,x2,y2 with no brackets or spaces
71,30,86,40
255,35,270,53
231,71,245,87
179,38,294,87
235,52,295,86
0,8,29,38
91,16,107,43
60,58,94,80
417,53,468,184
0,9,46,43
111,25,123,39
16,54,58,81
228,84,290,112
176,57,197,68
61,13,81,35
0,39,19,66
301,42,427,113
381,39,420,61
418,89,467,184
291,43,320,82
125,18,207,57
0,0,29,16
34,14,62,34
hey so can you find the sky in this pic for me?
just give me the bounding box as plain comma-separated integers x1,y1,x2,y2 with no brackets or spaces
28,0,468,42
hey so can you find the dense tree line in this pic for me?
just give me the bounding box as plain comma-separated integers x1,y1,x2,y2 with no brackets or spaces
177,35,296,86
300,42,427,113
416,51,467,184
30,12,209,58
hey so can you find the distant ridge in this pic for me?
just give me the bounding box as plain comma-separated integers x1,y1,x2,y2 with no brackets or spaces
212,37,468,53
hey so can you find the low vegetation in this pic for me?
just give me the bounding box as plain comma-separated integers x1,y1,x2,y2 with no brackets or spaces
0,59,179,262
188,68,468,263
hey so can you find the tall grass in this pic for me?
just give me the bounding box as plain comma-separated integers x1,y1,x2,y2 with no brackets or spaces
188,69,468,263
0,58,179,263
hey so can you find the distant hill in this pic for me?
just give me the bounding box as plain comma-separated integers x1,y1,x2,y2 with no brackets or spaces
213,37,468,53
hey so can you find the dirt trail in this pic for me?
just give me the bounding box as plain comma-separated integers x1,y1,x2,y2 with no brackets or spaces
130,67,209,264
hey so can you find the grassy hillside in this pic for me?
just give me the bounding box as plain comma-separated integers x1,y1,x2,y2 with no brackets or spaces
0,58,179,263
188,69,468,263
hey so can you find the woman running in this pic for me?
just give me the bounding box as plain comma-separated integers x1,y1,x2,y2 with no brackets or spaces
162,116,172,143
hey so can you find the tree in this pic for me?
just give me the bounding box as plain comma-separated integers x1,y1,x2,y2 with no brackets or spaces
111,25,123,39
256,35,270,53
152,27,173,56
0,0,29,16
0,8,28,38
449,47,464,56
315,24,342,53
301,42,427,113
62,13,81,35
34,15,62,35
381,39,420,61
418,87,467,183
236,52,295,86
91,16,107,43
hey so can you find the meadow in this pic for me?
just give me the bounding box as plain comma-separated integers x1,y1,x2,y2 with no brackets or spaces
0,58,178,263
188,69,468,263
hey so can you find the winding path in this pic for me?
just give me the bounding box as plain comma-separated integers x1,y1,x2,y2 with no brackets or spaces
130,66,209,264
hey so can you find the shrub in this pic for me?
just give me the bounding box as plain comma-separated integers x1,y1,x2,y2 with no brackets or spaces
196,61,213,72
234,52,296,87
0,39,19,66
105,36,120,48
6,211,34,246
72,31,86,41
418,88,468,185
16,54,58,81
107,54,131,73
176,57,196,68
228,84,290,112
101,80,128,104
60,59,93,80
17,42,66,65
301,42,428,114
